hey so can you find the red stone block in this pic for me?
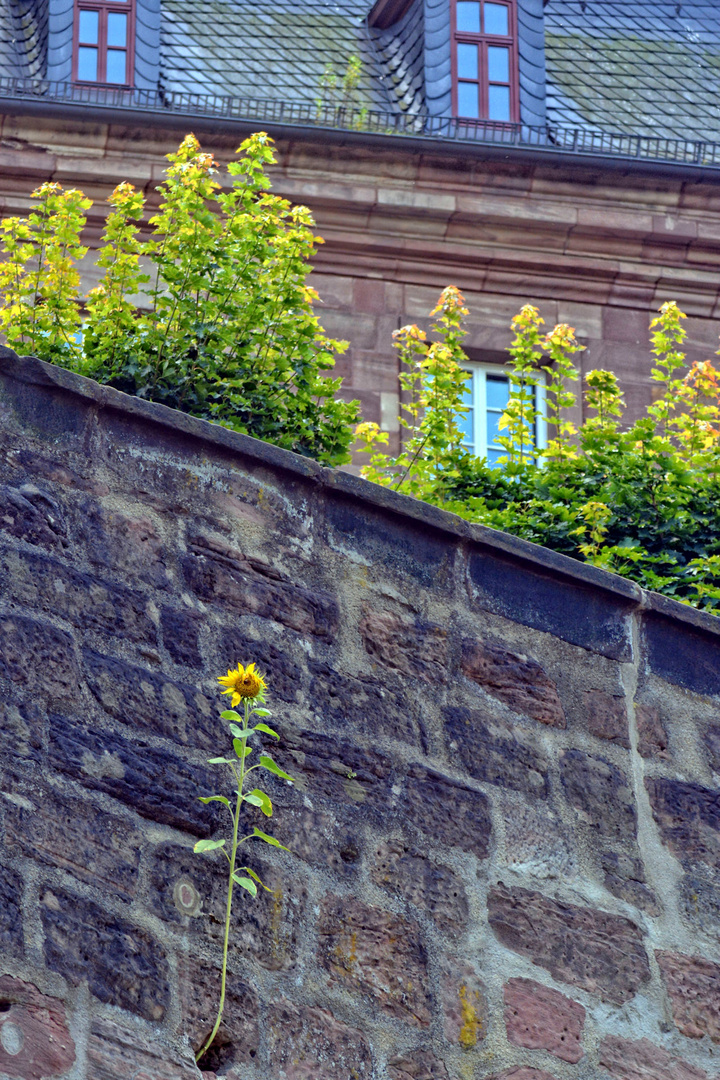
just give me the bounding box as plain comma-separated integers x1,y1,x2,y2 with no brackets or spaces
599,1034,711,1079
656,950,720,1041
504,977,585,1063
0,976,76,1080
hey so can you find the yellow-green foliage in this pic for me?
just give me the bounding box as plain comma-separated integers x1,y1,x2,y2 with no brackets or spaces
357,292,720,611
0,133,359,466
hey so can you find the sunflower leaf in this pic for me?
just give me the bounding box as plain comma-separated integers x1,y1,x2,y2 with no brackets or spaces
199,795,231,809
232,874,258,897
239,865,272,891
252,826,289,850
207,757,234,764
220,710,242,721
194,838,226,853
254,722,279,739
252,708,272,717
229,724,253,739
233,739,252,760
243,793,264,807
258,755,294,781
247,788,273,816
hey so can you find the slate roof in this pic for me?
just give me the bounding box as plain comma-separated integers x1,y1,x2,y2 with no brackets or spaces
544,0,720,141
2,0,720,146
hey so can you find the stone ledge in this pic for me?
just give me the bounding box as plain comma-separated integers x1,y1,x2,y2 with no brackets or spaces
2,346,719,644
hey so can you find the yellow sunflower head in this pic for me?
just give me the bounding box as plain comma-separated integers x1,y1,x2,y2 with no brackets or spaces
218,662,267,707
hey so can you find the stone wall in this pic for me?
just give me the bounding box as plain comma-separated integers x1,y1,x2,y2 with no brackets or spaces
1,347,720,1080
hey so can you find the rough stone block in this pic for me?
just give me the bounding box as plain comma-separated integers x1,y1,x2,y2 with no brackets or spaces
360,610,448,683
267,1000,373,1080
183,534,337,638
703,725,720,774
583,689,629,746
161,605,204,667
83,648,214,748
318,894,431,1025
504,977,585,1063
178,955,259,1073
598,1034,711,1079
76,501,170,588
402,764,492,859
0,975,76,1080
269,802,362,874
309,659,418,743
487,883,651,1004
656,950,720,1042
371,840,469,933
0,865,24,958
41,886,170,1020
86,1017,200,1080
467,551,633,660
7,550,156,643
0,613,79,703
276,729,393,812
488,1070,558,1080
4,779,142,899
50,714,221,836
0,697,42,760
646,777,720,870
559,749,637,841
461,639,565,727
445,707,549,798
636,703,669,759
387,1050,450,1079
0,483,67,549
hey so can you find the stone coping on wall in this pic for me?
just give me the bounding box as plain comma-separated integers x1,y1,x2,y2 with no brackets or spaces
1,343,718,643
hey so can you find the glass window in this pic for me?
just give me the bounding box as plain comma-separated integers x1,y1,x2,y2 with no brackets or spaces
457,42,479,79
488,85,511,120
487,45,509,82
456,1,481,32
457,82,480,118
75,0,133,84
460,364,546,464
484,2,509,34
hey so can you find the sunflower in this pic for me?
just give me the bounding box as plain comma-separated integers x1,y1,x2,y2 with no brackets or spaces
218,662,267,706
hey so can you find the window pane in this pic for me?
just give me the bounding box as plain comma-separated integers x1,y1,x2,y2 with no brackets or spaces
486,374,510,410
488,45,510,82
488,83,511,120
456,1,481,33
457,43,479,80
78,9,99,43
487,410,503,446
77,45,98,80
457,81,479,118
107,12,127,47
486,446,505,466
484,2,509,34
106,48,127,83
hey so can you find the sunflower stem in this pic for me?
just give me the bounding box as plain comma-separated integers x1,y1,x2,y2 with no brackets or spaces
195,698,250,1064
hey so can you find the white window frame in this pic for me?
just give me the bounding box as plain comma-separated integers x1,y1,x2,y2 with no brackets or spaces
461,362,547,461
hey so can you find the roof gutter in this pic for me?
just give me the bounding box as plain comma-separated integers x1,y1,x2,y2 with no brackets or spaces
3,93,720,182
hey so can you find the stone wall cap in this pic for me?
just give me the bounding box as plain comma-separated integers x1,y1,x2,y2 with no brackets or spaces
2,346,718,637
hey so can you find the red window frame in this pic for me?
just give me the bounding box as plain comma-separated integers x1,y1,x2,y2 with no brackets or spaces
73,0,135,86
451,0,519,123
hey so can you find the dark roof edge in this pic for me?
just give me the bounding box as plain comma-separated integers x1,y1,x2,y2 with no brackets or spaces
2,346,718,640
3,93,720,181
368,0,416,29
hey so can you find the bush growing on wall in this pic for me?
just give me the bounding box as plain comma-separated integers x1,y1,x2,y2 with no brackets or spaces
357,288,720,611
0,133,359,466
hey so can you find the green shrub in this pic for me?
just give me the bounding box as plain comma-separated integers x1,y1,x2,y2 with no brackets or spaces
357,289,720,611
0,133,359,466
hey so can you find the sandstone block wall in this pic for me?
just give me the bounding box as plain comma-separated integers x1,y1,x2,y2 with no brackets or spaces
0,348,720,1080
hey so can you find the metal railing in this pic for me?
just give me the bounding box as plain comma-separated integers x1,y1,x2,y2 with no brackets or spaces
2,77,720,168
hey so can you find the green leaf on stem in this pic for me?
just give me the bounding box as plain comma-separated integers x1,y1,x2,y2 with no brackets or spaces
220,710,242,721
252,708,272,717
198,795,232,809
229,724,254,739
247,788,273,816
232,874,258,897
252,826,289,850
233,739,252,759
207,756,234,764
240,865,272,891
254,722,279,739
258,755,294,781
194,838,226,853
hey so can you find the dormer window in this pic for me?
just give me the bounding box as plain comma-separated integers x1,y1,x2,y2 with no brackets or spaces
452,0,518,122
73,0,134,85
